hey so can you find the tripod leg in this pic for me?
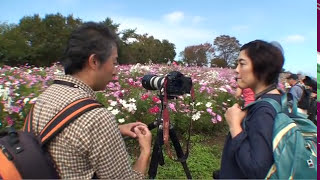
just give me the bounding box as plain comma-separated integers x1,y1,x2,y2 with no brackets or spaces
148,129,164,179
169,128,192,179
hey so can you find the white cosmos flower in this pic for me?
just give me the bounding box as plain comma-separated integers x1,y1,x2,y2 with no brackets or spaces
129,98,136,103
118,118,125,123
23,98,30,104
5,82,11,86
111,109,120,115
2,88,9,101
192,111,201,121
219,87,227,92
119,99,127,105
107,107,113,111
205,102,212,108
123,103,137,113
110,101,117,106
196,102,202,106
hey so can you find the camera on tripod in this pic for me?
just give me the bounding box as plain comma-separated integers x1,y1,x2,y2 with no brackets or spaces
141,71,192,98
141,71,193,179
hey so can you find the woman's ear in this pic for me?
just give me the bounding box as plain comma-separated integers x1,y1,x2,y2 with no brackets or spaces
88,54,99,70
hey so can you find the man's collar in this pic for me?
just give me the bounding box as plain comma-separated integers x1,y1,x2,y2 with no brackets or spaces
55,75,97,99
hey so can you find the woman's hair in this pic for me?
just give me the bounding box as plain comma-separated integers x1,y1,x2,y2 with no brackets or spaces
61,22,119,75
240,40,284,85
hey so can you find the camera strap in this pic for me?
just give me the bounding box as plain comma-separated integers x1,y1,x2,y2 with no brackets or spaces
162,77,172,158
162,77,195,163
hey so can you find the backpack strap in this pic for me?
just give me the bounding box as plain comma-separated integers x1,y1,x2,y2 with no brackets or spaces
38,98,103,145
23,105,35,132
244,93,297,114
241,96,282,130
280,93,298,115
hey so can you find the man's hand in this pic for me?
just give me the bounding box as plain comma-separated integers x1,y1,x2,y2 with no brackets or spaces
132,125,152,174
134,125,152,154
119,122,147,138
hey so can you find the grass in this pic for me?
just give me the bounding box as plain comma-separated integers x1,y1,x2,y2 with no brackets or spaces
127,133,226,179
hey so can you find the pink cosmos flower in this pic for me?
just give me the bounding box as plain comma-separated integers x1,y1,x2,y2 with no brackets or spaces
141,94,149,101
11,106,21,113
6,116,14,126
211,117,218,124
152,96,161,103
217,114,222,122
168,103,177,112
199,86,206,93
113,76,119,81
107,82,115,88
149,106,160,114
128,78,134,86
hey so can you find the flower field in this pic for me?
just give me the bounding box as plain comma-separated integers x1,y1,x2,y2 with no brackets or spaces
0,63,243,179
0,63,239,134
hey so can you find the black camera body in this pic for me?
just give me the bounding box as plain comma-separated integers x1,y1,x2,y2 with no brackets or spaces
142,71,192,98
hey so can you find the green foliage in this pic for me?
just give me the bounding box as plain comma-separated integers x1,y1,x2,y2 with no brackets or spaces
181,43,214,66
211,58,227,68
0,14,176,67
119,34,176,64
154,134,224,179
213,35,241,67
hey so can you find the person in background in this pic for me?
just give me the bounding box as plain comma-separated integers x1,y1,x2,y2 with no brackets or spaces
235,87,255,107
302,76,317,124
286,74,304,109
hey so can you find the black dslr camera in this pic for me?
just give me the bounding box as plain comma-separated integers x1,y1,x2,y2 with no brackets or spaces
142,71,192,98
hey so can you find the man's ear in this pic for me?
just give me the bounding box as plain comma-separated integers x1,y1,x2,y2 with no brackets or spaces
88,54,100,70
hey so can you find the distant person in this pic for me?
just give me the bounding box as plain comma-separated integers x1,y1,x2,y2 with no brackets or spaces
302,76,317,124
286,73,304,112
235,87,255,106
167,59,171,66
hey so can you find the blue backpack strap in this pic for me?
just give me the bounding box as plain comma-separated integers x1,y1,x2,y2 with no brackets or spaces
280,93,298,115
258,98,281,113
244,93,296,114
241,97,281,129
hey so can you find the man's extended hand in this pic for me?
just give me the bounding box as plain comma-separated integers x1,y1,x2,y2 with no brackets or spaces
119,122,148,138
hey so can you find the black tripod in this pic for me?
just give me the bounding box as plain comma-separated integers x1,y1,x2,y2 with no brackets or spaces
147,116,192,179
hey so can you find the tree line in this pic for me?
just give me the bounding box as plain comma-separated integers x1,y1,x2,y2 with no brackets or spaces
0,13,241,67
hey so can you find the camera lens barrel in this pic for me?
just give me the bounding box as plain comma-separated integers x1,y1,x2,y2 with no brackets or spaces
142,75,164,90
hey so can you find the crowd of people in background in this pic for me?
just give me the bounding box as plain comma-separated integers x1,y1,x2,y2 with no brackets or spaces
235,72,317,125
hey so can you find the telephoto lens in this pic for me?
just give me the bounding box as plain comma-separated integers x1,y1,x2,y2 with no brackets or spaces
142,75,165,90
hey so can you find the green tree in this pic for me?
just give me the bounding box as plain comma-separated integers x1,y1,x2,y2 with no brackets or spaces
0,14,176,67
101,17,120,34
0,22,28,65
181,43,214,66
213,35,241,67
211,58,227,68
119,33,176,65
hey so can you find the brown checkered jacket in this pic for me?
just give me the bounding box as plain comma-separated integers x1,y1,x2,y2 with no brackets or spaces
32,75,144,179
